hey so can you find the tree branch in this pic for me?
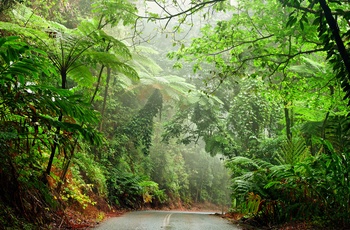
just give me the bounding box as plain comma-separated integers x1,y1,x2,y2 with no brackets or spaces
139,0,225,22
208,34,275,56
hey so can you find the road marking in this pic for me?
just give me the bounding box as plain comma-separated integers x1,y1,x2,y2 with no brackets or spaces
162,213,172,228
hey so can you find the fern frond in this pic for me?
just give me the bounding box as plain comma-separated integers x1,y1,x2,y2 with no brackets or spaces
114,62,139,82
144,76,170,85
27,84,99,124
91,0,137,26
324,115,350,152
133,45,160,55
3,3,71,43
131,54,163,75
233,179,252,194
0,21,48,40
301,121,323,137
39,114,103,145
78,21,132,60
264,181,282,189
67,64,94,87
139,76,164,85
0,37,49,82
236,171,255,181
269,164,294,179
76,19,99,36
227,156,260,169
301,56,325,71
83,51,139,81
164,75,196,92
100,32,132,60
254,158,274,169
76,20,114,58
277,137,310,165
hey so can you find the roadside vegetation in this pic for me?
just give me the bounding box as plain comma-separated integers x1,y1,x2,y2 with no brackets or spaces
0,0,349,229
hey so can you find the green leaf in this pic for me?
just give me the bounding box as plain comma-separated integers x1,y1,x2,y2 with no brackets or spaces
299,20,304,31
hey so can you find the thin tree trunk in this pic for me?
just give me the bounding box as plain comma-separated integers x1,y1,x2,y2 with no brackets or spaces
99,67,111,132
45,71,67,178
321,85,334,140
284,101,292,141
90,65,105,104
56,138,78,192
91,42,112,104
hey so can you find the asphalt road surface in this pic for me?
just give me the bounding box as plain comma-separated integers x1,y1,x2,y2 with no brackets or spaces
94,210,241,230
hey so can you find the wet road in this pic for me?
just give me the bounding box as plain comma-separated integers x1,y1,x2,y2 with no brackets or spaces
94,210,241,230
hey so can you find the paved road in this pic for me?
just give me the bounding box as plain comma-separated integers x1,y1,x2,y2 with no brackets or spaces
93,210,241,230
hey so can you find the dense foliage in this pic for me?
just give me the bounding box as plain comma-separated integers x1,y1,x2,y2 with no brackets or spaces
1,0,350,229
0,1,230,229
163,0,350,228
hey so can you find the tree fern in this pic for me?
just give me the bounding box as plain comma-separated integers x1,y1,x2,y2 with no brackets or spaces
77,20,132,60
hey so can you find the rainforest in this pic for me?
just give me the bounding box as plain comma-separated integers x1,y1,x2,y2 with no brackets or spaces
0,0,350,229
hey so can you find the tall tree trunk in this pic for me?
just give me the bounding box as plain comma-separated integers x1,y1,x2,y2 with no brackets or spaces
284,101,292,141
99,67,112,132
321,85,334,140
319,0,350,105
319,0,350,75
91,64,106,161
91,42,112,104
45,71,67,178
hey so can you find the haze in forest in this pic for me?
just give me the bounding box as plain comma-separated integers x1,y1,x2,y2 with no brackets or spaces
0,0,350,229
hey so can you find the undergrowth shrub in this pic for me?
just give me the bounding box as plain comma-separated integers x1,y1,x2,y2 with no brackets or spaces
139,180,167,204
61,162,97,209
0,149,58,229
228,137,350,228
0,202,36,230
106,168,166,209
73,152,108,197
